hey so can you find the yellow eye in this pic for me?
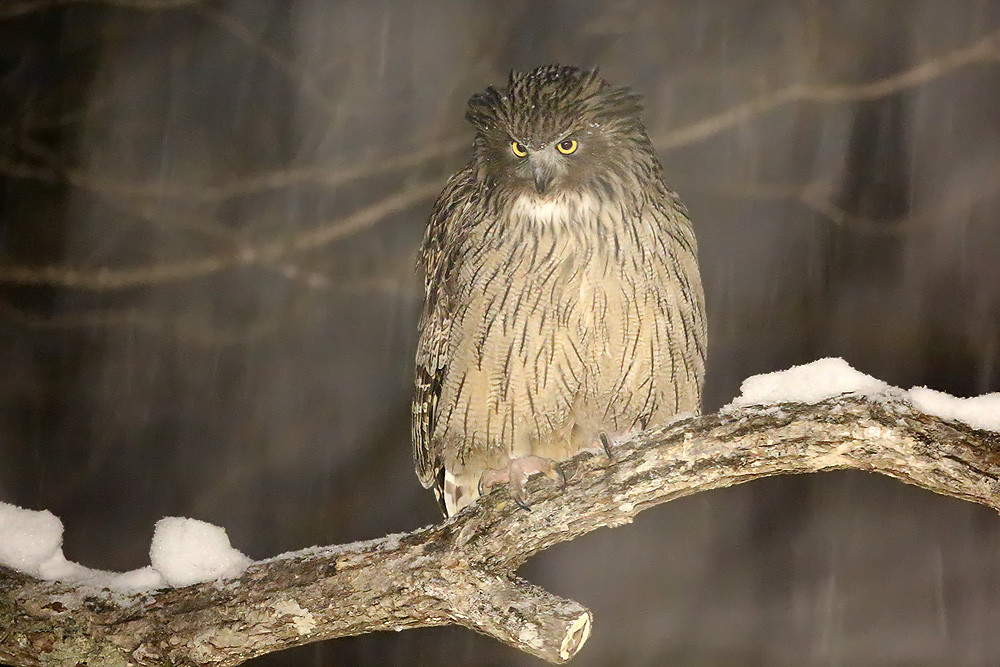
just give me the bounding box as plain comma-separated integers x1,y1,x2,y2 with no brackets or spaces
511,141,528,157
556,138,578,155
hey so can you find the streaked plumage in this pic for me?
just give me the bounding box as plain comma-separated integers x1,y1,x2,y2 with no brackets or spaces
413,65,707,516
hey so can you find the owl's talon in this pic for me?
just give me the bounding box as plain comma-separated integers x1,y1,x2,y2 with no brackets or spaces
478,467,510,496
552,461,567,486
599,432,614,459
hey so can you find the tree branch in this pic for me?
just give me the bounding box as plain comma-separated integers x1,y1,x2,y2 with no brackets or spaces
2,394,998,666
652,26,1000,150
0,181,441,290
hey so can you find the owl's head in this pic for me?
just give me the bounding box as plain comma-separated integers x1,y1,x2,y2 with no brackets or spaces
465,65,655,198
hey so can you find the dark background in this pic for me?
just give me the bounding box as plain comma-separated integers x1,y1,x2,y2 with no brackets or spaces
2,1,999,664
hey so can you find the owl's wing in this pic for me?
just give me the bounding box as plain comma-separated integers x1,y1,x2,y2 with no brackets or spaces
412,169,474,508
412,321,447,497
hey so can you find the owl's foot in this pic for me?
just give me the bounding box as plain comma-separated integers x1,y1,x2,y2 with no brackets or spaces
478,455,566,510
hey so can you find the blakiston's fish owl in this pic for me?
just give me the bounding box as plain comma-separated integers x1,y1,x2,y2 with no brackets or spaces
413,66,707,516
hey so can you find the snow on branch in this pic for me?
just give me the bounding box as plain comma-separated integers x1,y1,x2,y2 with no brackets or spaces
1,360,999,665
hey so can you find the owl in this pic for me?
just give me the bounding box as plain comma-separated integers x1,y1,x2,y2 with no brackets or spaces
413,65,707,516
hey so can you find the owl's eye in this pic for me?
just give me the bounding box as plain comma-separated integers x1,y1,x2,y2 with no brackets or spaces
511,141,528,158
556,138,578,155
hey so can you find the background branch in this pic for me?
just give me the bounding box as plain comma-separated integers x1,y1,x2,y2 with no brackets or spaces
2,394,998,666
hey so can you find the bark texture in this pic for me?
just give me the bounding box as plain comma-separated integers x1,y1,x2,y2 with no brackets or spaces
1,394,998,665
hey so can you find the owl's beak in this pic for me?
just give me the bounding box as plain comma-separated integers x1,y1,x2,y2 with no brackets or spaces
532,161,556,194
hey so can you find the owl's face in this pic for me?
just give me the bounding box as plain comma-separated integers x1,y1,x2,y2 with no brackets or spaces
465,66,654,201
477,127,606,197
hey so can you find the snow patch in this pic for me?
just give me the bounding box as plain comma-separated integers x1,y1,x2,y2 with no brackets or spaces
908,386,1000,432
0,503,63,578
0,503,248,591
726,357,998,433
727,357,891,408
150,517,252,587
106,565,168,592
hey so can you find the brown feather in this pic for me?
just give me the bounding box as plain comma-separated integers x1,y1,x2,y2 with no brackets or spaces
413,66,707,516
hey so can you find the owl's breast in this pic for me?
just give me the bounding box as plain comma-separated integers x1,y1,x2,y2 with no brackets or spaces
436,198,697,464
572,249,648,379
537,212,691,434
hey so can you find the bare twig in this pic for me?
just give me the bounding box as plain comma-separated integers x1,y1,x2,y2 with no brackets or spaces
698,154,1000,234
1,394,998,665
187,4,337,114
0,136,468,203
0,0,200,20
0,180,440,289
653,27,1000,149
0,271,416,346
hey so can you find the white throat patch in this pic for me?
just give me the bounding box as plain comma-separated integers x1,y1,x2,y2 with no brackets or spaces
508,191,603,227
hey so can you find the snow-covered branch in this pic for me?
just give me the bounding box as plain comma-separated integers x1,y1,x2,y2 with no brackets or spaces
1,361,999,666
